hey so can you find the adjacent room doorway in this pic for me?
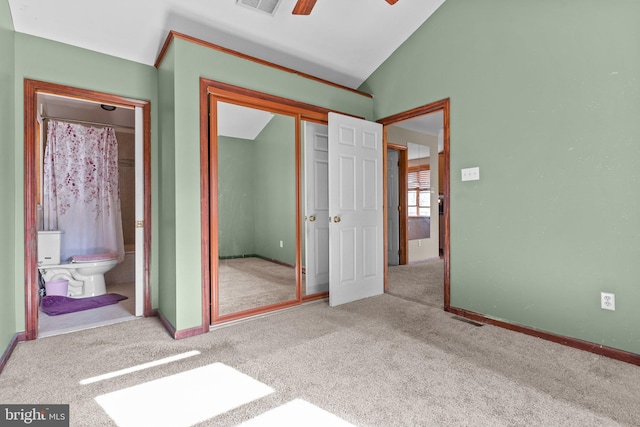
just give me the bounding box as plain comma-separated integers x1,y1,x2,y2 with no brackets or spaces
23,79,152,340
379,99,451,309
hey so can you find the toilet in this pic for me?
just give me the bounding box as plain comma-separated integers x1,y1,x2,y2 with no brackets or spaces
37,231,118,298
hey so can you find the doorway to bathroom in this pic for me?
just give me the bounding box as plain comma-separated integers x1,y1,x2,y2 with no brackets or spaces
23,79,152,339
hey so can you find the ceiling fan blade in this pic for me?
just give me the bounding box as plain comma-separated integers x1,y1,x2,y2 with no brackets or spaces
292,0,318,15
386,0,399,4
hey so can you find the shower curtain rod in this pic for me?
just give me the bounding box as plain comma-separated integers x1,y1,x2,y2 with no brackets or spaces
40,115,135,130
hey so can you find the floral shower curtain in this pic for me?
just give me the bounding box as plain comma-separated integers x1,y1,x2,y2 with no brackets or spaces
43,120,125,263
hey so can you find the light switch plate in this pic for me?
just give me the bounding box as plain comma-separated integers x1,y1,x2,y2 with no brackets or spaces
461,167,480,181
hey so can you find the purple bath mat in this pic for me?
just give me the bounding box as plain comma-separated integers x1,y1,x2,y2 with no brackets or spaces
40,293,128,316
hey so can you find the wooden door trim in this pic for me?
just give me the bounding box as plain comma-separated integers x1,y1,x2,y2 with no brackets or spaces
23,79,153,340
200,82,214,332
378,98,450,309
205,79,335,121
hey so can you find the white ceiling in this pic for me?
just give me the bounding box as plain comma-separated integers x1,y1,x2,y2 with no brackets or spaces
395,111,443,137
8,0,445,89
38,93,135,130
217,102,274,140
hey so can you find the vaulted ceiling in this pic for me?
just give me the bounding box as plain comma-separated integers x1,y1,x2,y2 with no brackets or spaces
8,0,445,89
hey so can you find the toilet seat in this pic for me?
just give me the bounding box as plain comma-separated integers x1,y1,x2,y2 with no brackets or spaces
69,253,118,263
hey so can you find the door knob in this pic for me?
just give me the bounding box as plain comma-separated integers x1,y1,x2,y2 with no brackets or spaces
308,215,316,222
333,216,341,223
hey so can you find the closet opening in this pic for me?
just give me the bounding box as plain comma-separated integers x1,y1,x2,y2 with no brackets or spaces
202,79,331,325
201,78,385,325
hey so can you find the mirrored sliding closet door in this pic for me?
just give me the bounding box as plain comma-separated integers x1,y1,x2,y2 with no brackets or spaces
215,101,298,318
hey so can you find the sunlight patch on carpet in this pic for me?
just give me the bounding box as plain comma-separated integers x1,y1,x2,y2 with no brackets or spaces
239,399,355,426
95,363,274,427
80,350,201,385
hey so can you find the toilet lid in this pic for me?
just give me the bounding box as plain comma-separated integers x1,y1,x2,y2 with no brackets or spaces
70,253,118,263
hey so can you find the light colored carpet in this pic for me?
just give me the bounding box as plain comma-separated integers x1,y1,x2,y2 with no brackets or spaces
218,258,297,316
388,258,444,308
2,283,639,425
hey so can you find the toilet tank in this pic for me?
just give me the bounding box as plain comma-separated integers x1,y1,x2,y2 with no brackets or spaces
37,231,63,265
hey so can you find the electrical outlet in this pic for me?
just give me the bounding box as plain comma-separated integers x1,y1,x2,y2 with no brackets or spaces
279,240,283,248
601,292,615,311
461,167,480,181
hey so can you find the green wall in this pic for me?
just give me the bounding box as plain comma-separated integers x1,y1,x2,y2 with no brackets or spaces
362,0,640,354
218,136,256,257
218,115,296,265
253,115,296,265
13,33,160,330
0,0,15,355
157,43,177,326
160,37,373,331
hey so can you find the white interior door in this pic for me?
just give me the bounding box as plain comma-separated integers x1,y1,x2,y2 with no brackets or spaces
328,112,384,306
387,149,400,266
304,122,330,294
134,106,143,316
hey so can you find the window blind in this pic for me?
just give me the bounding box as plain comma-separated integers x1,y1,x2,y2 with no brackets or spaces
408,169,430,190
